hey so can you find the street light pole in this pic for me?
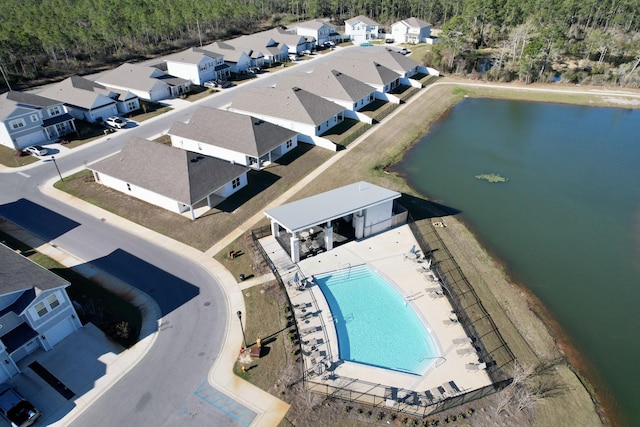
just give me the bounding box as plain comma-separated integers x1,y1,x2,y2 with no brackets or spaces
236,310,248,349
51,156,64,182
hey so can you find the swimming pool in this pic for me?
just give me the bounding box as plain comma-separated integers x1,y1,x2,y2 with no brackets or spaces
315,265,437,374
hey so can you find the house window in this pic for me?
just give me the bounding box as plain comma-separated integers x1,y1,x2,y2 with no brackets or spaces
48,106,62,116
231,177,241,189
9,119,25,129
35,302,48,317
286,139,293,149
127,183,131,191
55,122,67,133
30,114,39,123
126,101,137,111
47,294,60,309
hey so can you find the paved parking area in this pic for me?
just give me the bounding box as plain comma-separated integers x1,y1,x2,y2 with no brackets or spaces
2,324,123,427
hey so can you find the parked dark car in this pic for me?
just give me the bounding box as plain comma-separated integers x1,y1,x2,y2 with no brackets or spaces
0,384,40,427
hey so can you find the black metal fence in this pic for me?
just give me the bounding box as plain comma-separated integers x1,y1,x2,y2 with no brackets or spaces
250,219,515,418
407,216,516,386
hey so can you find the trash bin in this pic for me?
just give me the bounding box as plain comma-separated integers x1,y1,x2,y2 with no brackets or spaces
239,274,245,281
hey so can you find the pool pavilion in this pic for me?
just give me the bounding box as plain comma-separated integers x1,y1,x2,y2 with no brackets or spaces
264,181,408,262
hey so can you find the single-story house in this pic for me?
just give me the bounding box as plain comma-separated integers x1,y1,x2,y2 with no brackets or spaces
38,76,140,123
88,137,249,220
205,42,253,74
0,243,83,382
262,28,310,55
265,181,405,262
391,17,431,44
289,19,339,46
277,69,377,112
164,47,230,85
344,15,381,43
0,91,76,151
228,86,347,149
168,107,299,170
95,63,191,102
350,47,421,79
312,59,401,95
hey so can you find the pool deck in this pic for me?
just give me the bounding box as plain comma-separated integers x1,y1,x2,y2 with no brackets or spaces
259,224,492,408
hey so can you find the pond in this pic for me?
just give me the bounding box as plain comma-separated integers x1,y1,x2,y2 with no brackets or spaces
392,98,640,425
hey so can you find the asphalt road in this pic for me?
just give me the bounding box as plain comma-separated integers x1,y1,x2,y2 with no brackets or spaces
0,46,356,426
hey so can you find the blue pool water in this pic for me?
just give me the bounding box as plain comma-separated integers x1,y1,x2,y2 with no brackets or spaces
315,265,437,374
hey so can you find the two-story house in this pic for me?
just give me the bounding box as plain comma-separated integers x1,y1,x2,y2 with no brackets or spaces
345,15,381,44
0,243,82,382
164,47,230,85
0,91,76,151
391,17,431,44
289,19,339,47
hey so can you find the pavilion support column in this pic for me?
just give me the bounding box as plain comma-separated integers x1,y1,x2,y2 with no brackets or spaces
207,194,212,208
271,221,281,237
324,221,334,251
354,211,365,239
291,235,300,263
190,206,195,220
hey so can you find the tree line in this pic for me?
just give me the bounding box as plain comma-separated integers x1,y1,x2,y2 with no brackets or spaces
0,0,638,90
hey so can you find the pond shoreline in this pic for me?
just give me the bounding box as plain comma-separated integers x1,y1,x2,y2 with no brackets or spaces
383,79,640,426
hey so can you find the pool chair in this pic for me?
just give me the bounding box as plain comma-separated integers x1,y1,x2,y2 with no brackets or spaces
384,387,399,404
441,381,460,397
456,347,476,356
300,325,321,335
402,391,419,406
429,386,445,402
453,337,473,345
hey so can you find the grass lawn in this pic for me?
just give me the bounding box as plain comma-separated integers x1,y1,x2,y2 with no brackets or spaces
0,231,141,348
133,100,173,122
55,143,334,251
232,280,292,391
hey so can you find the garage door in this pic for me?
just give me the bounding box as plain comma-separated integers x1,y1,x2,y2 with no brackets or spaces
15,130,46,149
44,317,76,347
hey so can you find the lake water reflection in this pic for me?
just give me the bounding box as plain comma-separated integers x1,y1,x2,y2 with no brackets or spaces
393,98,640,425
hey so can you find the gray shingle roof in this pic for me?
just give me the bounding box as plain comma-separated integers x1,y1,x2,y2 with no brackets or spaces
96,63,168,91
0,91,60,119
0,243,69,294
277,69,376,103
89,137,248,205
402,17,431,28
345,15,380,26
313,59,400,87
168,107,297,157
230,86,346,126
351,47,420,75
264,181,401,232
164,47,223,65
39,76,117,110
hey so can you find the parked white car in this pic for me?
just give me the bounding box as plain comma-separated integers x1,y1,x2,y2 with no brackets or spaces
23,145,48,156
105,116,126,129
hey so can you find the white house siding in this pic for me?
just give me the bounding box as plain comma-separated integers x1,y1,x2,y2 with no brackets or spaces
24,289,81,351
40,315,79,348
0,126,13,149
214,172,248,197
14,129,47,149
227,109,316,136
117,98,141,115
171,136,248,165
69,104,117,123
95,173,185,214
363,201,394,236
